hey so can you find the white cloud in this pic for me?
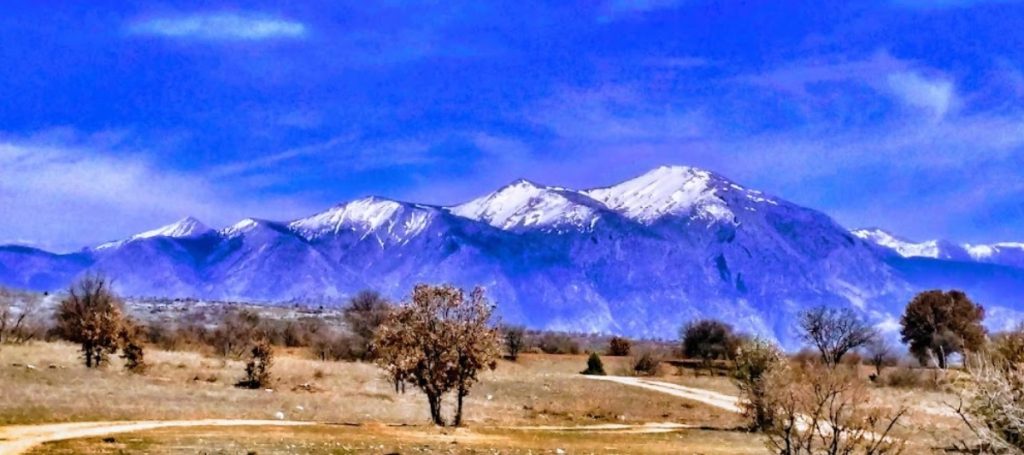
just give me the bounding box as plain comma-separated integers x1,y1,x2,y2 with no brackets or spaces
129,12,306,41
0,137,318,251
886,71,956,120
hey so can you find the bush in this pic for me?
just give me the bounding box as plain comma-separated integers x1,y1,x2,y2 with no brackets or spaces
681,319,740,372
118,321,147,374
732,338,785,431
581,352,606,375
763,363,907,454
342,290,392,361
237,339,274,389
956,354,1024,452
502,325,526,361
536,332,581,355
632,351,660,376
608,336,631,356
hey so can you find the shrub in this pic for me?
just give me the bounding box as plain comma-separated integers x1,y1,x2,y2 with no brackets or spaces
956,353,1024,452
763,363,907,454
118,321,147,374
608,336,632,356
732,338,785,431
681,319,740,372
237,338,274,389
536,332,581,355
502,325,526,361
343,290,392,361
581,352,606,375
991,324,1024,365
632,351,660,376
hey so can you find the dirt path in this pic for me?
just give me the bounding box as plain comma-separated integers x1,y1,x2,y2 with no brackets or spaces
584,375,743,413
0,419,312,455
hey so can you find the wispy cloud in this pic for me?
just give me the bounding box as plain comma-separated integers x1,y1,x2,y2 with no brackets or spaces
0,132,319,251
128,12,307,41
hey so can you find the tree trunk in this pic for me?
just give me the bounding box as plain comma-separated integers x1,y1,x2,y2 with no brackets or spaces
454,386,467,427
427,392,445,426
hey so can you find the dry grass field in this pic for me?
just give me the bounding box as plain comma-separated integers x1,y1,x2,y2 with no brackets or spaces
0,341,977,453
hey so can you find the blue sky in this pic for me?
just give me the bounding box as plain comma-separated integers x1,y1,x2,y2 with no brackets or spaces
1,0,1023,250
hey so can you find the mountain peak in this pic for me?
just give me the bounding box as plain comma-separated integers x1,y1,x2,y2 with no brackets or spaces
131,216,213,241
450,178,605,231
583,165,737,223
289,196,436,240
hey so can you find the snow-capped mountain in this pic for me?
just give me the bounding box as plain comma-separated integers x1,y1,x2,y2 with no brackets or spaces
854,228,1024,269
2,165,1022,345
450,179,616,232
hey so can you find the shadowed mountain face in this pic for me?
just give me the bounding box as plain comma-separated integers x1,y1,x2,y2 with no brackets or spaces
2,166,1021,346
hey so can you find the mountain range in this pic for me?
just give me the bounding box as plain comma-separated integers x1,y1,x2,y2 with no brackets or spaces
2,165,1022,346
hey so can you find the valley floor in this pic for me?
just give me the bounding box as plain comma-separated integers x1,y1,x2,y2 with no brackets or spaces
0,342,969,453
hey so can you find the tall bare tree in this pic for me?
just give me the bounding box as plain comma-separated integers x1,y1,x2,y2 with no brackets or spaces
798,306,875,368
373,284,501,426
0,288,41,345
502,324,525,361
54,276,125,368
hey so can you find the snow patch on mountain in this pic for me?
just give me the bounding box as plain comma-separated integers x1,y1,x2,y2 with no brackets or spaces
852,228,945,258
450,179,606,232
289,196,434,243
132,216,212,240
584,165,773,224
966,243,1024,260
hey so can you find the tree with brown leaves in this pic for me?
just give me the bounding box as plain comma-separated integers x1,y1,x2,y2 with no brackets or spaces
55,276,125,368
900,290,986,369
373,284,501,427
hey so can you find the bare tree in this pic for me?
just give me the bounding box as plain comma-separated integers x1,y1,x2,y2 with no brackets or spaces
864,337,896,379
372,284,501,426
502,324,525,361
0,288,42,345
210,309,262,358
764,363,907,454
54,276,125,368
900,290,986,369
798,306,875,368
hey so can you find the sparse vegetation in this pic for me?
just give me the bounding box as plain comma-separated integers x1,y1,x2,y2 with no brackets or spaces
797,306,875,368
0,287,43,345
372,284,501,426
608,336,632,356
955,352,1024,453
631,351,660,376
763,363,907,454
732,337,784,431
864,337,897,379
900,289,986,369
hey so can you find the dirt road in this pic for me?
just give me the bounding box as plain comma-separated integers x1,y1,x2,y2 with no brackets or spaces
0,419,312,455
584,375,743,413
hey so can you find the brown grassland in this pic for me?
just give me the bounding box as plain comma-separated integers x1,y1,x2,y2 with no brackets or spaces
0,341,975,453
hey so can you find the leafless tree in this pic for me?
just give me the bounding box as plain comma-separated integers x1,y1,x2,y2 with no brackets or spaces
373,284,501,426
798,306,875,368
954,353,1024,453
0,288,42,345
764,363,907,454
865,337,897,378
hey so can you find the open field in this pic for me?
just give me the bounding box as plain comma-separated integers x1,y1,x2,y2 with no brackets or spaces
0,342,975,453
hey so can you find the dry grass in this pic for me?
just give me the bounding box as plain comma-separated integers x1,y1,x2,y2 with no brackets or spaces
0,342,741,429
28,424,768,454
